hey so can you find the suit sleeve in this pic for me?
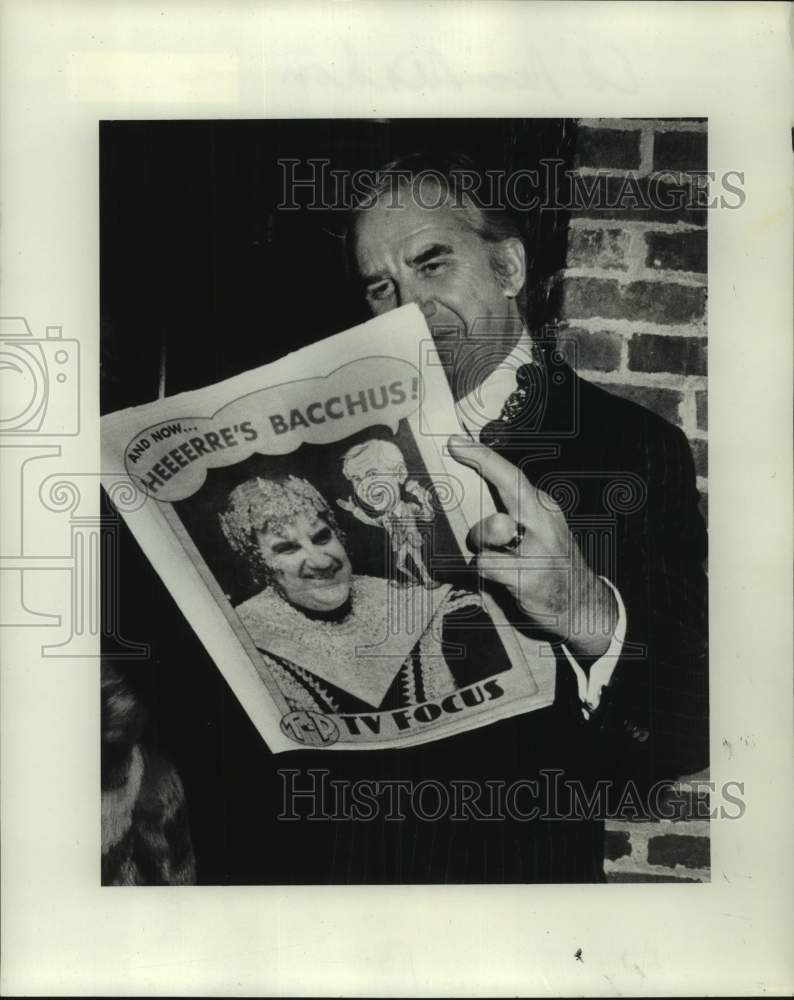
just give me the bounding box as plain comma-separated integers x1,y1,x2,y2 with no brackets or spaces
591,418,709,792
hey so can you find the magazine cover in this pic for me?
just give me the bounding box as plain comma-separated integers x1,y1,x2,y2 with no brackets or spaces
101,305,555,753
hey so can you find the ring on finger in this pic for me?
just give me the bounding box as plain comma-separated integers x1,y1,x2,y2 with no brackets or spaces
492,523,526,553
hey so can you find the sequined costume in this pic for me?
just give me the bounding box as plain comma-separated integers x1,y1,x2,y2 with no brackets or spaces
236,575,509,714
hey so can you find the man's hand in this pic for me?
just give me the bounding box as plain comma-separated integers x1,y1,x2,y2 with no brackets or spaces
447,435,617,660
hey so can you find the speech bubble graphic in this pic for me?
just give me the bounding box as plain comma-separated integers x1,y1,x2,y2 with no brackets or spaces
124,356,422,501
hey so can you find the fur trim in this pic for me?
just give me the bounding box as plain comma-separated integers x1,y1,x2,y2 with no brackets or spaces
101,665,196,886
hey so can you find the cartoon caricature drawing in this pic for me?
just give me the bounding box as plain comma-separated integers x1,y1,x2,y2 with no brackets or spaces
338,439,439,588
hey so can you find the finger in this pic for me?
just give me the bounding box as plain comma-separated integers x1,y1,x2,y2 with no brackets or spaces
467,512,522,553
448,435,533,521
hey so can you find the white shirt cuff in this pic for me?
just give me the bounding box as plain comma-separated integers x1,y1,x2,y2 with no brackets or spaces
561,577,626,719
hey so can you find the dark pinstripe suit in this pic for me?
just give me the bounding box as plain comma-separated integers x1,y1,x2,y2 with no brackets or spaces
252,364,708,884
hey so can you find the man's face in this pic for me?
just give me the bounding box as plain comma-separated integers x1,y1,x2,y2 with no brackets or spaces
343,446,405,514
257,512,353,612
354,184,524,396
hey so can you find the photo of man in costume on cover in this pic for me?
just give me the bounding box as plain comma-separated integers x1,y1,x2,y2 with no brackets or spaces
217,469,511,716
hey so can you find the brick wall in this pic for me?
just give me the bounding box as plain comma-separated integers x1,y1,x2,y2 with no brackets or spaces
559,119,709,882
557,118,708,520
604,776,711,883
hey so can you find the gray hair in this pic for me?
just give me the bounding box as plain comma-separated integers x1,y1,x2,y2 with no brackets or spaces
345,151,527,308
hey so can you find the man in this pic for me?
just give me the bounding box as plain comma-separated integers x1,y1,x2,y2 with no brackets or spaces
257,152,707,884
350,151,707,777
338,438,438,588
351,155,623,668
218,473,512,715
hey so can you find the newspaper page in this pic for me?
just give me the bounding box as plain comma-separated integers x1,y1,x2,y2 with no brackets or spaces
101,304,555,753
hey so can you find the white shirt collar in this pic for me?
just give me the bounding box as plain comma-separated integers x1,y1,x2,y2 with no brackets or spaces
455,331,538,436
